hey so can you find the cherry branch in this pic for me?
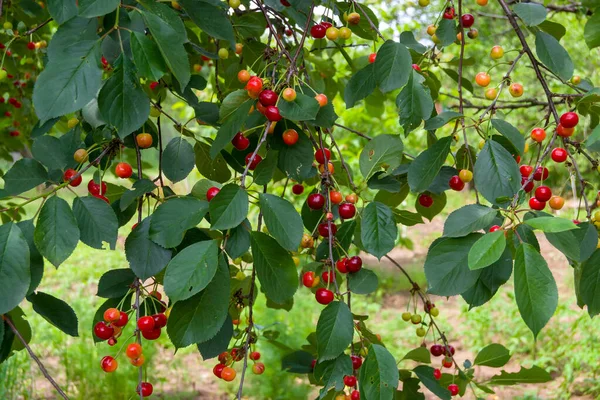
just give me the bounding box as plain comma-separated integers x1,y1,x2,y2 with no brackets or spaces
3,315,70,399
134,131,144,400
351,1,385,41
326,128,358,192
156,100,165,188
240,123,271,189
254,0,293,64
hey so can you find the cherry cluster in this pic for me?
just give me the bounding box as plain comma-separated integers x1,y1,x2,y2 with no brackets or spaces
212,349,265,383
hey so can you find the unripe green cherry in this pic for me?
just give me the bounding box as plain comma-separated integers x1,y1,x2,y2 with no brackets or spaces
410,314,422,324
401,312,412,321
218,48,229,59
416,327,426,337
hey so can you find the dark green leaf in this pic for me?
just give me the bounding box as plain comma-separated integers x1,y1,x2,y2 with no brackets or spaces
314,355,353,397
436,18,457,47
279,93,320,121
513,3,547,26
96,268,136,298
78,0,119,17
47,0,77,24
580,249,600,316
401,347,431,363
130,31,167,81
73,196,118,250
34,196,79,268
0,223,30,315
149,197,209,248
197,315,233,360
491,119,525,155
489,366,552,385
163,137,196,183
125,216,172,280
408,136,452,193
474,140,521,207
462,248,513,308
359,134,404,180
360,344,399,400
282,350,315,373
29,292,78,337
31,136,69,171
415,191,447,221
374,40,412,93
545,222,598,262
535,31,573,81
259,194,303,251
348,268,379,295
423,111,463,130
538,20,566,40
361,202,397,260
179,0,235,45
195,141,232,183
393,209,423,226
225,219,251,259
210,100,253,159
17,221,44,296
2,159,48,196
345,63,377,108
119,179,157,211
443,204,498,237
316,301,353,361
232,12,267,37
253,150,278,185
585,12,600,49
413,365,451,400
209,184,248,231
474,343,511,367
396,71,433,132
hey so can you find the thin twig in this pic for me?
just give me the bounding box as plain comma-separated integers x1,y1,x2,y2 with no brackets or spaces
22,18,52,36
333,123,372,140
240,123,270,189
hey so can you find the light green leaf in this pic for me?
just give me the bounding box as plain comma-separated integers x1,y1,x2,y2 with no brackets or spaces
436,18,457,47
443,204,498,237
408,136,452,193
401,347,431,363
73,197,118,250
513,3,547,26
524,217,578,233
316,301,354,361
474,343,511,367
209,184,248,231
361,202,397,259
535,31,573,81
468,231,506,270
489,366,552,385
34,196,80,268
0,223,30,315
359,134,404,180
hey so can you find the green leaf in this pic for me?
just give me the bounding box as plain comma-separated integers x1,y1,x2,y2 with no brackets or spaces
374,40,412,93
258,194,303,251
47,17,99,61
415,191,447,221
250,232,298,304
139,0,190,89
361,202,397,260
474,140,521,207
316,301,353,361
210,100,253,159
2,159,48,196
47,0,77,24
474,343,511,367
253,150,278,185
345,63,377,109
584,124,600,152
0,223,30,315
580,249,600,316
96,268,136,298
535,31,573,81
34,196,79,268
538,20,566,40
514,243,558,338
232,12,267,37
314,355,353,397
408,136,452,193
584,12,600,49
167,256,230,348
489,366,552,385
401,347,431,363
396,71,433,132
197,315,233,360
443,204,498,237
360,344,400,400
28,292,78,337
17,220,44,296
462,248,513,308
209,184,248,231
468,231,506,270
525,216,578,233
98,55,150,138
130,32,167,81
423,111,463,130
149,197,209,248
164,240,219,303
309,101,338,129
436,18,457,47
359,134,404,180
162,137,196,183
393,209,423,226
413,365,451,400
31,136,69,171
219,90,251,120
278,93,320,121
180,0,235,44
119,179,157,211
125,216,172,280
348,268,379,295
73,197,118,250
78,0,119,17
545,222,598,263
277,129,317,181
225,219,251,260
194,141,232,183
2,307,32,356
282,350,315,373
424,234,482,296
513,3,547,26
491,119,525,155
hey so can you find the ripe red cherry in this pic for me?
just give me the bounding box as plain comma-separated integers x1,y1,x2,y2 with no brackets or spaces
142,327,161,340
246,76,263,93
351,355,362,369
430,344,444,357
321,271,334,284
292,184,304,195
412,64,421,71
521,177,534,193
302,271,315,287
152,313,168,328
64,169,82,187
137,382,153,397
231,132,250,151
338,203,356,219
318,222,337,237
560,112,579,128
350,390,360,400
336,258,349,273
258,89,278,107
113,311,129,327
9,130,18,136
101,356,118,372
461,14,475,28
206,186,220,201
344,375,357,387
27,41,36,50
137,316,155,332
445,345,456,356
529,197,546,210
314,148,331,164
213,363,225,378
448,383,459,396
149,81,159,90
321,21,333,29
315,288,334,305
264,106,282,122
443,7,455,19
535,185,552,202
310,24,327,39
115,162,133,179
519,165,533,177
94,321,114,340
245,153,263,170
533,166,549,181
489,225,501,232
307,193,325,210
418,194,433,208
442,357,453,368
448,175,465,191
433,368,442,380
281,0,291,6
551,148,568,163
88,180,107,196
347,256,362,273
530,127,546,143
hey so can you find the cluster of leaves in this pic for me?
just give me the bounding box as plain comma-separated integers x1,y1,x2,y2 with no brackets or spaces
0,0,600,399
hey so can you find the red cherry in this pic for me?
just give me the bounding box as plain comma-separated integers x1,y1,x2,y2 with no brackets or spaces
448,383,459,396
573,219,581,225
351,355,362,369
87,180,107,196
231,132,250,151
311,359,317,369
281,0,291,6
321,21,333,29
258,89,278,107
101,356,118,372
529,197,546,210
93,194,110,203
448,175,465,191
27,41,36,50
336,258,349,274
430,344,444,357
314,148,331,164
302,271,315,288
137,382,153,397
321,271,335,284
142,327,162,340
533,166,549,181
530,127,546,143
551,148,568,163
368,53,377,63
315,288,334,305
418,194,433,208
64,169,82,187
489,225,501,232
307,193,325,210
250,351,261,361
246,76,263,93
9,130,19,136
137,316,155,332
317,222,337,237
350,390,360,400
433,368,442,380
338,203,356,219
412,64,421,71
115,162,133,179
292,184,304,195
442,357,453,368
264,106,282,122
519,165,533,177
149,81,159,90
534,185,552,202
152,313,168,328
113,311,129,327
206,186,220,201
461,13,475,27
560,112,579,128
245,153,263,170
443,7,455,19
347,256,362,273
310,24,327,39
445,345,456,356
521,177,534,193
344,375,357,387
101,56,109,66
213,363,225,378
94,321,114,340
